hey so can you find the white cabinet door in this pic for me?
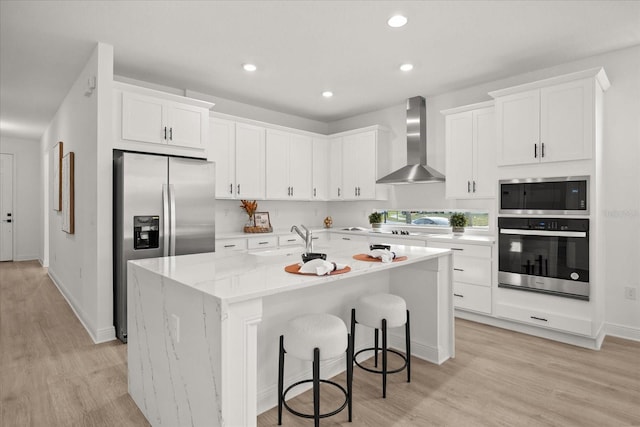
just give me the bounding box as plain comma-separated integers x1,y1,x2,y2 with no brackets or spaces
540,79,593,163
167,102,207,149
122,92,165,144
472,107,496,198
289,134,312,200
496,90,540,166
210,118,236,199
445,111,474,198
342,131,377,200
328,137,343,200
312,138,329,200
235,123,265,199
265,130,290,199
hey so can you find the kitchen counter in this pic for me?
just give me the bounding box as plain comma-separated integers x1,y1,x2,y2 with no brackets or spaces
127,239,454,427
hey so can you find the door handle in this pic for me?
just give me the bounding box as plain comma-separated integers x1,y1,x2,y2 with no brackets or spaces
162,184,169,257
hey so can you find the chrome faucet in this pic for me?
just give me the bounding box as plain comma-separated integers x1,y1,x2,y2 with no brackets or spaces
291,224,313,254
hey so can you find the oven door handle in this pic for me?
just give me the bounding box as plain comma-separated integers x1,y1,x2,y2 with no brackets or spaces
500,228,587,238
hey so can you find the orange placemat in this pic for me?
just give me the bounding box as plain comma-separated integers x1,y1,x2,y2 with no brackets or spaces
284,263,352,276
352,254,408,263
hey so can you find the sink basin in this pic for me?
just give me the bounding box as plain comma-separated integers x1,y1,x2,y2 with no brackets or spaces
248,248,303,257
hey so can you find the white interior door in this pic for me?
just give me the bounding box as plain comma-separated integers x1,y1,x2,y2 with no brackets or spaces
0,154,14,261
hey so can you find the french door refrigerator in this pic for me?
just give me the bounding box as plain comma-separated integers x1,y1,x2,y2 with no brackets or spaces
113,150,215,342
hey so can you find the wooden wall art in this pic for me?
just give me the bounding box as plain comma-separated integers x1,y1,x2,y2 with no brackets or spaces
53,141,63,211
62,152,75,234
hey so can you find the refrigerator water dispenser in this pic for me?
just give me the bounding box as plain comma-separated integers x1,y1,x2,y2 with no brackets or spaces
134,216,159,249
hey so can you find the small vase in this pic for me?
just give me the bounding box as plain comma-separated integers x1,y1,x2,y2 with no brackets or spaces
452,226,464,235
371,223,382,229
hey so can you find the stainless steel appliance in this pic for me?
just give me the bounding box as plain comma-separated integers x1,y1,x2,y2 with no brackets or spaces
113,151,215,342
498,217,589,300
499,176,589,215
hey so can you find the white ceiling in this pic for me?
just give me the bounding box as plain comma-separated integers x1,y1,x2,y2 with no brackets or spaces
1,1,640,140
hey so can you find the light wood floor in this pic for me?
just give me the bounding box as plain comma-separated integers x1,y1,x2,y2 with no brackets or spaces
2,261,639,426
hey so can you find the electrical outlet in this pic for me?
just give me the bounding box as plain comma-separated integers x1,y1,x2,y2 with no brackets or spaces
624,287,637,300
171,314,180,343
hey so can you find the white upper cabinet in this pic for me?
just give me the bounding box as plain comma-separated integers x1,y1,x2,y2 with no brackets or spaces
490,68,609,166
209,118,236,199
341,130,378,200
443,102,496,199
120,88,210,150
312,138,329,200
235,123,266,199
265,129,312,200
328,137,344,200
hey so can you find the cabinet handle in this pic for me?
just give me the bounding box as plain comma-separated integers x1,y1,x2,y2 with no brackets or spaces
473,181,476,193
355,187,357,196
451,248,464,251
169,127,173,141
534,143,538,158
287,239,296,242
291,186,294,197
229,183,233,194
314,188,316,197
223,244,236,248
237,184,240,195
541,142,545,158
454,268,464,272
342,237,351,241
258,241,269,245
287,186,291,196
530,316,548,322
312,236,319,240
454,293,464,298
338,188,341,197
358,187,361,196
164,126,167,140
467,181,471,193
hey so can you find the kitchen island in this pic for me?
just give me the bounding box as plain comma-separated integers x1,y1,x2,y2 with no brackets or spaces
127,239,453,427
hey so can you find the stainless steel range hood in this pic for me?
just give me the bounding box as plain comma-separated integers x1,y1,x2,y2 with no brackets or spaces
376,96,445,184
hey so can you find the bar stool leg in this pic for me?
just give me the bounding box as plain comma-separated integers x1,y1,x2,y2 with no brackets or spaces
278,335,284,425
382,319,387,399
313,347,320,427
374,328,379,367
346,333,353,422
350,308,356,362
406,310,411,383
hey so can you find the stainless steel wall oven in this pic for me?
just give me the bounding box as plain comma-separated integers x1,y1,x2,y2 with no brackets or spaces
498,217,589,300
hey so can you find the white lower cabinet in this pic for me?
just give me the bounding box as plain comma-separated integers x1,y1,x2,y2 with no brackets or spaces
278,234,304,247
495,302,592,336
368,235,425,247
428,241,492,315
247,236,278,250
215,238,247,252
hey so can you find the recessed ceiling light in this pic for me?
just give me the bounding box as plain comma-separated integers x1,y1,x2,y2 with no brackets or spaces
322,91,333,98
387,15,408,28
400,63,414,72
243,63,257,72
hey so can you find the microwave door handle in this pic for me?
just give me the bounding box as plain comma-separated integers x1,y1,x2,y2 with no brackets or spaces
500,229,587,238
162,184,170,257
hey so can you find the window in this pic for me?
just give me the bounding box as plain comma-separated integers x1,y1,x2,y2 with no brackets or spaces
378,210,489,229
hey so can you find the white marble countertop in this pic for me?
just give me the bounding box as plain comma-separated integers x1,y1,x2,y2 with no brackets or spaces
129,240,451,304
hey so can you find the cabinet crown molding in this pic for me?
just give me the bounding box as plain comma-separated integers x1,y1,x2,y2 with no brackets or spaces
488,67,610,99
440,100,495,116
114,81,215,110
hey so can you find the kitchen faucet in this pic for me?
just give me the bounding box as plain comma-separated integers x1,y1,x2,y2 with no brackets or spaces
291,224,313,254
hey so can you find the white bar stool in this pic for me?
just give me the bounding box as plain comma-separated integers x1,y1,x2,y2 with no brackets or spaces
350,293,411,398
278,313,353,427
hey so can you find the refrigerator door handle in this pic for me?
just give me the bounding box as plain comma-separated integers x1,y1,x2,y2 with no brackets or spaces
162,184,170,256
169,184,177,256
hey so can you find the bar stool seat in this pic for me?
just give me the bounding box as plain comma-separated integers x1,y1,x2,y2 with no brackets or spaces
351,293,411,398
278,313,353,426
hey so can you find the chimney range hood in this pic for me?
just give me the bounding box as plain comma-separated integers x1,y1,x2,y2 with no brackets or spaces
376,96,445,184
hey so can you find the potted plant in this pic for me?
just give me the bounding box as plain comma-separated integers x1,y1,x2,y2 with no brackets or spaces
369,211,383,229
449,212,467,235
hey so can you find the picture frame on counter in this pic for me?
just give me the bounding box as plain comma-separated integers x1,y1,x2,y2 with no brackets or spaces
254,212,271,229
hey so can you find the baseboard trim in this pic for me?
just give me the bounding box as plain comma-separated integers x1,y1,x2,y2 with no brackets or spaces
605,322,640,342
14,254,40,262
47,268,115,344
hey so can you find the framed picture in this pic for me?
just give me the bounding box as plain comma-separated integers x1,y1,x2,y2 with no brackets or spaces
62,152,75,234
254,212,271,229
52,141,63,211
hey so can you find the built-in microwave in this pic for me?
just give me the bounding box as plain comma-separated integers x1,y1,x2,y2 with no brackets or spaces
499,176,589,215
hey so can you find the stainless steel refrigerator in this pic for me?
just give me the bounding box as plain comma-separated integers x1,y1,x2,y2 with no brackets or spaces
113,150,215,342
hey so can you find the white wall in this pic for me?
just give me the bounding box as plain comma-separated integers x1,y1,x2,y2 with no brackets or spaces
40,43,114,343
326,44,640,337
0,136,41,261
